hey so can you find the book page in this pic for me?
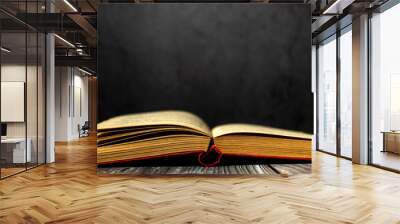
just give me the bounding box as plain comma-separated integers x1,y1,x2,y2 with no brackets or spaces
98,127,205,142
212,123,312,140
97,110,211,136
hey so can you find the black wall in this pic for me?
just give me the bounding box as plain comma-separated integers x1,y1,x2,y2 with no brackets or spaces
98,3,313,133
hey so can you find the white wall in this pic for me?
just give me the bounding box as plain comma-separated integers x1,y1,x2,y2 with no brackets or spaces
1,65,26,139
55,67,89,141
72,73,89,138
1,63,46,164
1,64,41,138
55,67,70,141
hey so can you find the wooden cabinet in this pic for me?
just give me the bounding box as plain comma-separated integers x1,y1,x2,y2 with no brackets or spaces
382,132,400,154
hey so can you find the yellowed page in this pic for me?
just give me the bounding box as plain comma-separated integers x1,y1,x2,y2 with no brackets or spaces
97,110,211,136
97,127,205,142
212,123,312,140
214,135,311,159
97,135,210,164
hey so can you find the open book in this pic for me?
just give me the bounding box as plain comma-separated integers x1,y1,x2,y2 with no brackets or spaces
97,111,312,166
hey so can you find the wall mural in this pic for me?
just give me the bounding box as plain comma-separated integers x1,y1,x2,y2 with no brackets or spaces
97,3,312,172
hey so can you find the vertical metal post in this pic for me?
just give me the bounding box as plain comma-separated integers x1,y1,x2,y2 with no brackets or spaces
25,0,28,171
316,44,320,151
0,17,2,179
336,29,341,157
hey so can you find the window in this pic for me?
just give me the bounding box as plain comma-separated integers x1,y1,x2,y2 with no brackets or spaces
317,35,337,154
370,3,400,171
339,27,352,158
316,25,353,159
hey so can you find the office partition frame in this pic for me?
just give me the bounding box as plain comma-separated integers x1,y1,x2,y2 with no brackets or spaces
367,0,400,173
316,0,400,173
315,24,353,161
0,0,47,180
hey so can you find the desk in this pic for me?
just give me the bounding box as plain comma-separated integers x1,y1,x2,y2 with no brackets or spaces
382,131,400,154
1,138,32,163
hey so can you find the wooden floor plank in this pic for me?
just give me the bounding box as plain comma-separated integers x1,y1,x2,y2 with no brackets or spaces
0,136,400,223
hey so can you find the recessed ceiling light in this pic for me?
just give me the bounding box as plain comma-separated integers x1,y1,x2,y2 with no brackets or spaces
63,0,78,12
54,34,75,48
78,67,93,76
1,47,11,53
322,0,354,15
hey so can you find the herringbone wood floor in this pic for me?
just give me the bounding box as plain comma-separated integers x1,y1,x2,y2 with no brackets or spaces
1,136,400,224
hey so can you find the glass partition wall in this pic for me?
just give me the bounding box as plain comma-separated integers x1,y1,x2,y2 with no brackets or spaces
317,0,400,170
0,30,27,177
370,3,400,171
316,26,353,159
0,2,46,179
317,35,337,155
339,27,352,159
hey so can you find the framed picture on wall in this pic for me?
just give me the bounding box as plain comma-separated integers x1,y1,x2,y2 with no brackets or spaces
1,81,25,122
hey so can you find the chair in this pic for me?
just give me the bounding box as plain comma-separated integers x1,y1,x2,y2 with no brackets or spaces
79,121,90,138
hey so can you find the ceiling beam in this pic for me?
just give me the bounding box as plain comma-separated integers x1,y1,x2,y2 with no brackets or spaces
67,13,97,46
55,55,96,71
322,0,356,14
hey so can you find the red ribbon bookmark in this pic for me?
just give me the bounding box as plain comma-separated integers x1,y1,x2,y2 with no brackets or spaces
197,144,223,167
